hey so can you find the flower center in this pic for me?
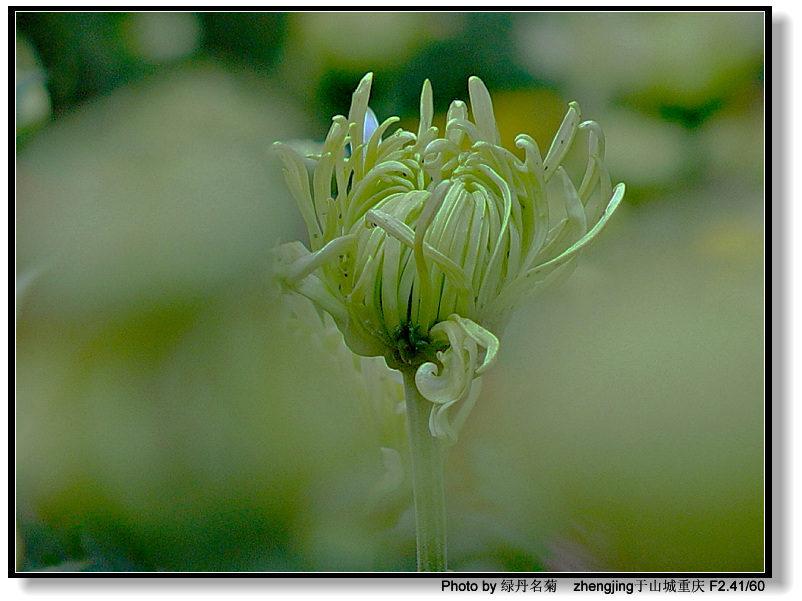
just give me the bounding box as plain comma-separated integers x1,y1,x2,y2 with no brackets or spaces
388,320,447,371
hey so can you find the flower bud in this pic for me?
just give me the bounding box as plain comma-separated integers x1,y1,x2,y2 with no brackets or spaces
274,73,624,442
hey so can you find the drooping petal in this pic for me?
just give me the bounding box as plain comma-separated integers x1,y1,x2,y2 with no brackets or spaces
451,315,499,375
282,235,356,286
416,319,474,403
414,315,498,443
293,274,349,323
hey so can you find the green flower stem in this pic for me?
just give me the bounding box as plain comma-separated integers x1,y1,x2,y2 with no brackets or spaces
402,368,447,572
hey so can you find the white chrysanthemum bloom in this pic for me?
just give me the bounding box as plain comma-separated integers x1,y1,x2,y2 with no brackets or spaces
273,73,624,443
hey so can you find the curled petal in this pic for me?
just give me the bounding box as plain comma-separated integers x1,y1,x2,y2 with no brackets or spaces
452,314,499,374
531,181,625,274
416,319,474,405
414,315,499,443
429,377,483,443
445,100,468,147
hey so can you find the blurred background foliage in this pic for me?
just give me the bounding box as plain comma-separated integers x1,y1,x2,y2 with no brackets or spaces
15,11,764,572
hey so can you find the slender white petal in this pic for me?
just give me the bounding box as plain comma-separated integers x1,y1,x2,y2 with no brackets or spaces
543,101,580,180
468,76,501,145
347,72,374,152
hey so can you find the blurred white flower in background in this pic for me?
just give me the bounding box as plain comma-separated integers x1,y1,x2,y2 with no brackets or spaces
16,34,51,132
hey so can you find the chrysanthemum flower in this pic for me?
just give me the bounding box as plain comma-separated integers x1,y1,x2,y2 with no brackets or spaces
273,73,624,443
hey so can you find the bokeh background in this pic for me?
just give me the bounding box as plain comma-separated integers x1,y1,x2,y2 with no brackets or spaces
16,11,765,572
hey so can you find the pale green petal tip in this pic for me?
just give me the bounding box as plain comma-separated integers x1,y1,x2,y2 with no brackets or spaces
355,71,374,97
419,78,434,135
612,182,627,204
348,72,375,148
467,76,500,145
